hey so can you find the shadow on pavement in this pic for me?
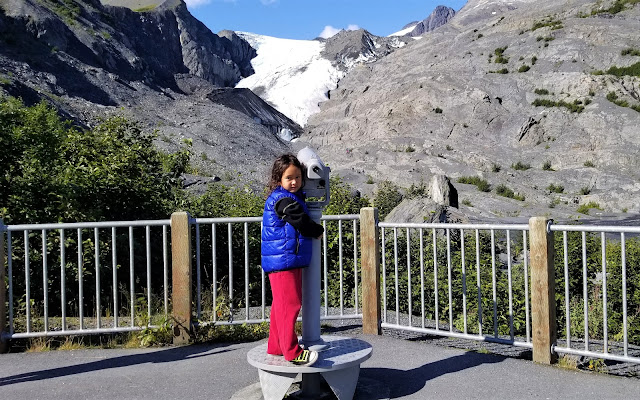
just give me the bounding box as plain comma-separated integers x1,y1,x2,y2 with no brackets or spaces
360,351,505,399
0,343,235,386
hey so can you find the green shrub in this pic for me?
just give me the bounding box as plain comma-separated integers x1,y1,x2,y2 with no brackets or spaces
373,180,403,220
605,62,640,77
580,186,591,195
621,48,640,56
495,184,525,201
518,65,531,72
457,176,491,192
531,56,538,65
542,161,554,171
491,163,501,173
547,183,564,193
583,160,595,167
591,0,640,15
434,107,443,114
532,98,585,113
405,146,415,152
532,19,564,31
535,88,550,95
577,201,602,214
462,199,473,207
512,161,531,171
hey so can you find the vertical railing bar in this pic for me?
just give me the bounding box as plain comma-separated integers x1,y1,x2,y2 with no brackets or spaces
476,229,482,336
382,227,387,324
129,226,134,328
582,231,589,350
507,230,514,341
420,228,425,329
196,223,202,320
407,227,412,327
163,225,168,315
42,229,49,332
339,220,344,316
7,233,13,334
563,231,571,348
394,227,399,324
353,220,358,315
244,222,249,321
94,228,100,329
461,228,467,335
621,232,628,357
111,227,117,328
146,226,151,324
59,230,65,332
323,220,328,317
77,228,83,330
228,223,233,321
523,230,530,343
491,229,497,338
24,230,31,333
212,224,217,322
433,228,439,331
447,228,452,332
601,232,608,354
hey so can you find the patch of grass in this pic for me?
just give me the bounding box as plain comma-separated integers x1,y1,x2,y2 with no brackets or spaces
547,183,564,193
58,337,86,351
495,184,525,201
534,88,550,95
512,161,531,171
532,98,585,113
532,18,564,31
558,355,580,370
462,199,473,207
580,186,591,195
621,48,640,56
491,163,501,173
604,62,640,77
434,107,443,114
457,176,491,192
542,160,554,171
518,65,531,72
405,146,415,152
590,0,640,15
577,201,602,215
134,4,158,12
366,176,374,184
584,160,595,167
489,68,509,74
531,56,538,65
27,338,51,352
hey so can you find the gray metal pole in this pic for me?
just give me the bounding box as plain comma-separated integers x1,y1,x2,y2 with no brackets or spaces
301,205,328,351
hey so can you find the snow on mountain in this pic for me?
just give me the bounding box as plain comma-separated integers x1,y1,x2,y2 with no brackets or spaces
389,24,417,37
235,32,344,128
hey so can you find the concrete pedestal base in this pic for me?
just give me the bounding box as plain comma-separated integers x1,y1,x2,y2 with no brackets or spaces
246,335,372,400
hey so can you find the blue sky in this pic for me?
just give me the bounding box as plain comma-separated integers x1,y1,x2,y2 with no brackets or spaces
186,0,468,40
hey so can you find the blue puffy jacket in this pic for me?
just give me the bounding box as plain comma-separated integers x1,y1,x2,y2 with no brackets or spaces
261,187,313,273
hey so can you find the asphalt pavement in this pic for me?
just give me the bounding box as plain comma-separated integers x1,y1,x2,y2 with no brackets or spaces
1,332,639,399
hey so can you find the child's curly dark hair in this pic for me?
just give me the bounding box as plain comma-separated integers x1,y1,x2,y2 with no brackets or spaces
267,153,305,195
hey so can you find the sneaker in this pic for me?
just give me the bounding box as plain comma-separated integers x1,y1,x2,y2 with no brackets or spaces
290,349,318,366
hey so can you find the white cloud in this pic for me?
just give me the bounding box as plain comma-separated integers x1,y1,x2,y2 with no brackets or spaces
318,24,360,39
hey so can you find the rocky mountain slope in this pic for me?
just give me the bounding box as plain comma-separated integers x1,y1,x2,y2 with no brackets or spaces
304,0,640,221
406,5,457,37
0,0,294,190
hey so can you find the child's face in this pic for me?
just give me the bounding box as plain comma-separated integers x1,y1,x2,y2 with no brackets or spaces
280,165,302,193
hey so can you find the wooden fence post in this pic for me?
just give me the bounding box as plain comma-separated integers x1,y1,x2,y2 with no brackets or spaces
529,217,557,364
171,212,192,345
0,221,7,353
361,207,381,335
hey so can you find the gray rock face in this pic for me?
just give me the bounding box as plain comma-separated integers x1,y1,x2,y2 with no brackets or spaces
430,175,458,208
321,29,409,71
305,0,640,219
409,5,456,36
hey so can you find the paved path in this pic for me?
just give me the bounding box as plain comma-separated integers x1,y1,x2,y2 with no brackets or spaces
1,333,639,399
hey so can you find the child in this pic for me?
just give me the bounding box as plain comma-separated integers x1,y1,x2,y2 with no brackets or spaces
261,154,324,366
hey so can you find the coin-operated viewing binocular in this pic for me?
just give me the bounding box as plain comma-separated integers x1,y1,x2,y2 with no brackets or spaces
297,146,330,207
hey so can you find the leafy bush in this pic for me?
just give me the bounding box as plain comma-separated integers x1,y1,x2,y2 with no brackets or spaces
457,176,490,192
590,0,640,15
518,65,531,72
373,181,403,220
434,107,443,114
532,98,585,113
547,183,564,193
621,48,640,56
495,184,525,201
535,88,550,95
0,96,189,224
532,19,564,31
577,201,602,214
584,160,595,167
511,161,531,171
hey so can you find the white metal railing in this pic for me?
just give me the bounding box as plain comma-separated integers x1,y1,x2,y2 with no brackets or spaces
2,220,170,340
191,214,362,327
378,222,533,348
550,224,640,364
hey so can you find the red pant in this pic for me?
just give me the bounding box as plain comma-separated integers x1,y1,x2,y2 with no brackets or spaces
267,268,303,361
